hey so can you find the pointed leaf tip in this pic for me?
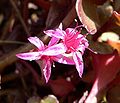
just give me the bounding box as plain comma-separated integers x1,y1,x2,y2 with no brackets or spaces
75,0,99,34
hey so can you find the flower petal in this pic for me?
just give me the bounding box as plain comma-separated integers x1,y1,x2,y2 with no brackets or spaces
42,43,67,56
48,37,60,46
16,52,41,61
78,37,89,54
52,54,75,65
44,29,65,39
42,60,52,83
28,37,44,50
73,52,83,77
58,23,63,30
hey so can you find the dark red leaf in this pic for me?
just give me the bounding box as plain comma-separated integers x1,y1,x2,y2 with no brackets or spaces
34,0,50,11
84,51,120,103
49,78,74,97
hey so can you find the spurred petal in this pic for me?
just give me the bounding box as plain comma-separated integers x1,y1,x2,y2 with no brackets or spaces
42,59,52,83
65,28,77,37
16,52,41,61
73,52,83,77
52,54,75,65
48,37,60,46
28,37,44,50
42,43,66,56
44,29,65,39
59,23,63,29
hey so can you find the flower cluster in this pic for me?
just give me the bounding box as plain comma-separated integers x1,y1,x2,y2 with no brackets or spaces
16,23,89,82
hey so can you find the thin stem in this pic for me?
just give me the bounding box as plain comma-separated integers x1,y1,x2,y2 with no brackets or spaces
9,0,30,36
0,14,13,40
0,40,26,45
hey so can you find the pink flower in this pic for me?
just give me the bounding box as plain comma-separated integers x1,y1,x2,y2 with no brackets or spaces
44,23,89,77
16,36,67,82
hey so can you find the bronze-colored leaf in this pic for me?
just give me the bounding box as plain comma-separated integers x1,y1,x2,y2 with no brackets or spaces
76,0,100,34
92,0,108,5
107,39,120,54
93,11,120,41
107,84,120,103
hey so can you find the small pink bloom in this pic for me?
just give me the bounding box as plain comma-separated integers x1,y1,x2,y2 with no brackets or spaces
16,36,67,82
44,23,89,77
